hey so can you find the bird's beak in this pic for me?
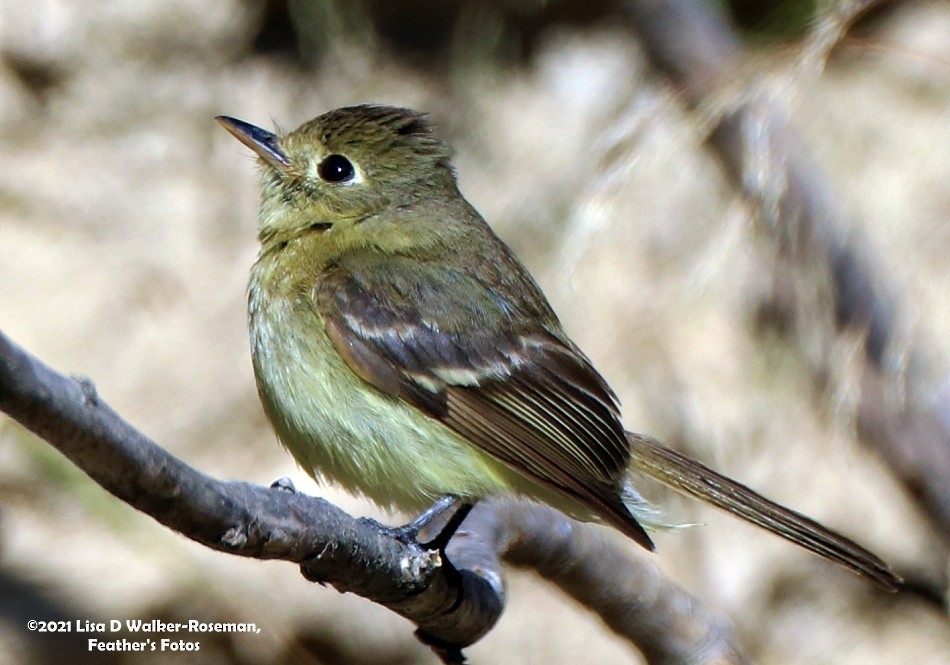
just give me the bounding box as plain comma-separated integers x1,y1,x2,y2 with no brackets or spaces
215,116,292,172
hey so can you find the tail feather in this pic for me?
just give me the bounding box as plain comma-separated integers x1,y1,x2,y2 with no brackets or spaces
626,432,902,592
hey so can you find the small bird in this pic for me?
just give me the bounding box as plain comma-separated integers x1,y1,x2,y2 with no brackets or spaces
217,105,900,590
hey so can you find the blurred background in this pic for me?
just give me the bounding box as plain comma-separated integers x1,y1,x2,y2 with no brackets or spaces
1,0,949,663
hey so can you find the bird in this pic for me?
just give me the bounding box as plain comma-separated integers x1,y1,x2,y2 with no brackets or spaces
216,104,900,591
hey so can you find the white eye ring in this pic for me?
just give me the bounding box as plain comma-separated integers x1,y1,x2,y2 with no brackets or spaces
315,154,363,185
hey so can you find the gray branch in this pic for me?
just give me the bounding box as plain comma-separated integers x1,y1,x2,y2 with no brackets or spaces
0,330,747,664
0,330,500,658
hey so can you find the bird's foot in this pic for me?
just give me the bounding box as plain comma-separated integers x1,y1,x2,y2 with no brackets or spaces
365,495,473,551
269,477,297,493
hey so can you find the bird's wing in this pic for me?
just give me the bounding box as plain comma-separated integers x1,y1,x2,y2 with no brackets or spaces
313,254,653,548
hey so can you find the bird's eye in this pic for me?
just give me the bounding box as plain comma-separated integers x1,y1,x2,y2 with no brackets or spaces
317,154,355,183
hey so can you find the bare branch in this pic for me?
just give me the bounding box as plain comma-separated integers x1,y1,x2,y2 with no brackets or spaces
458,501,749,665
0,329,500,656
623,0,950,539
0,330,747,664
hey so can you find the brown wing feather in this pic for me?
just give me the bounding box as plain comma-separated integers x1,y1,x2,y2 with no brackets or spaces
313,256,654,549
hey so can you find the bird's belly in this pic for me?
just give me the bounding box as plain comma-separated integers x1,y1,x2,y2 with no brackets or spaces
248,296,513,513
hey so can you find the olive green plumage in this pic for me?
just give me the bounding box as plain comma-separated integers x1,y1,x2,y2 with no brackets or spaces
217,105,900,589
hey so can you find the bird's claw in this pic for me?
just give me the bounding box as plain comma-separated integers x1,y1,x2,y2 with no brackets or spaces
368,495,473,551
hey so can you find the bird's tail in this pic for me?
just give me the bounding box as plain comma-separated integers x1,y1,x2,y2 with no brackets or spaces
626,431,901,592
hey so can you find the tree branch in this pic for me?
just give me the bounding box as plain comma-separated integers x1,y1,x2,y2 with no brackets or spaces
457,500,748,665
0,330,747,664
0,330,501,651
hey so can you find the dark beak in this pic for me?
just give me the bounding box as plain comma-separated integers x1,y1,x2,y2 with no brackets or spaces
215,116,292,171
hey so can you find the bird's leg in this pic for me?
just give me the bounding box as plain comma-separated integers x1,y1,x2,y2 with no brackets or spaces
413,496,474,550
269,479,473,551
364,495,474,551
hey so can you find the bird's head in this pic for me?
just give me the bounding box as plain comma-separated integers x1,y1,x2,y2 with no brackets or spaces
217,105,457,247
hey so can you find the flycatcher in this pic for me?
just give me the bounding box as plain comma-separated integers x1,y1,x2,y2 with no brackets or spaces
217,105,899,590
